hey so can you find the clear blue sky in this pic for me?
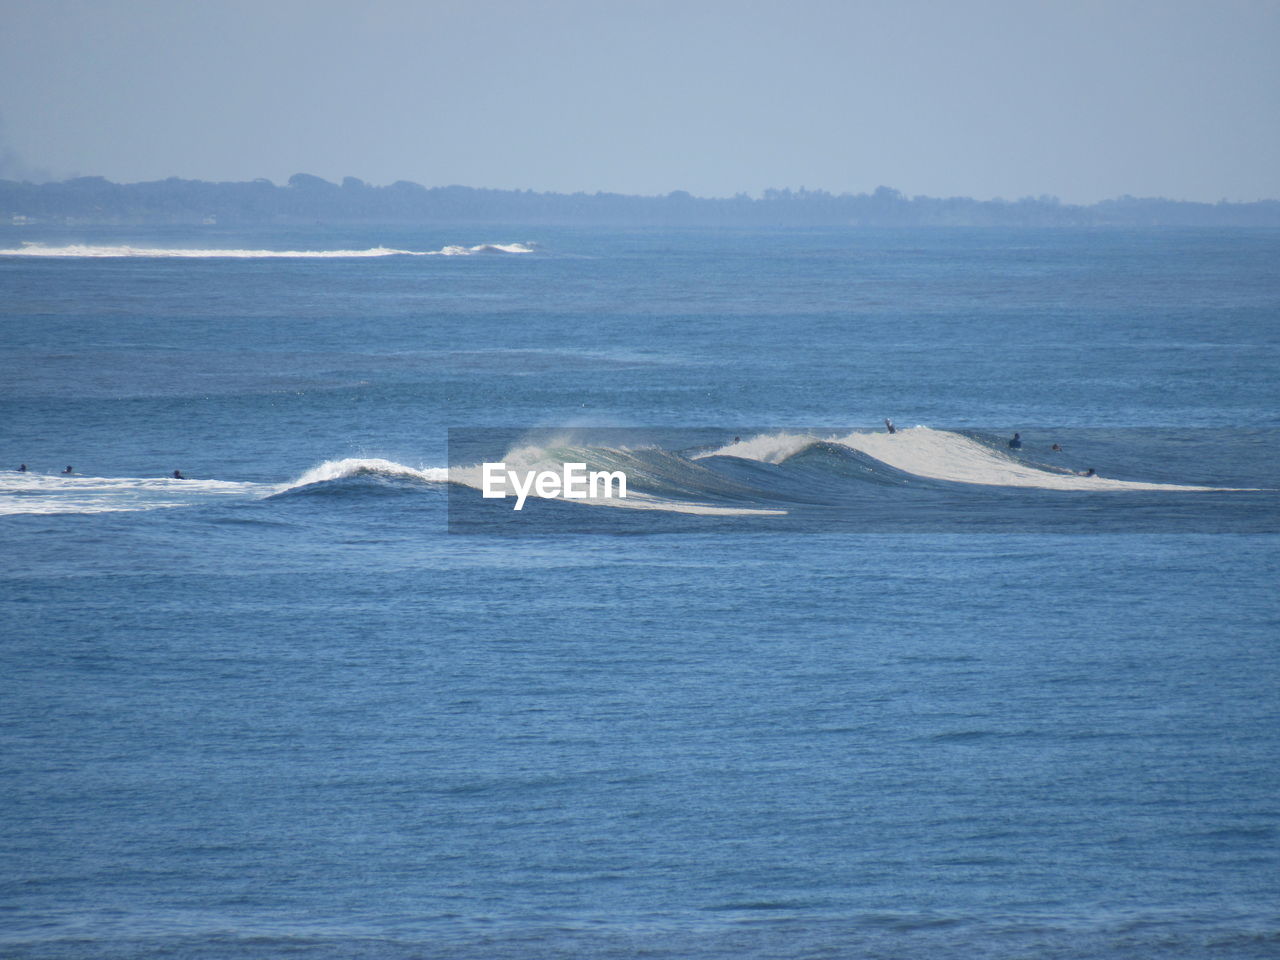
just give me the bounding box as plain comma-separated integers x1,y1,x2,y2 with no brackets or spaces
1,0,1277,202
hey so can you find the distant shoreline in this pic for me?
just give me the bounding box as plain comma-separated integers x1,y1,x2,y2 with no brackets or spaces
3,175,1279,227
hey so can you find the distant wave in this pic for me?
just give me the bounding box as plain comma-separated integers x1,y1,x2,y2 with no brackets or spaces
0,241,536,258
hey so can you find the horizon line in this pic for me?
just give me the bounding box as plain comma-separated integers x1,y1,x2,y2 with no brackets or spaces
5,174,1278,208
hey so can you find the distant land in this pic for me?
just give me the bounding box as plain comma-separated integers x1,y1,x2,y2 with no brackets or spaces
3,174,1279,227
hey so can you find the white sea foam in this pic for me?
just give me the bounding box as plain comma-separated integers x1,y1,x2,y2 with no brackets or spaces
0,472,267,516
0,241,536,258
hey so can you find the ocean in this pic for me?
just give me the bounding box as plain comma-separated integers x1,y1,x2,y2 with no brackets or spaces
1,225,1278,959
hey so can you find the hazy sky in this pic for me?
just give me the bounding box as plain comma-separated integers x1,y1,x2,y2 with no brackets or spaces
1,0,1277,202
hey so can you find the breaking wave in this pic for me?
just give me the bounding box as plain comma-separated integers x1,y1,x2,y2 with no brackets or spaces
697,426,1242,492
2,429,1262,519
0,459,451,516
277,458,449,493
438,426,1262,522
0,241,536,258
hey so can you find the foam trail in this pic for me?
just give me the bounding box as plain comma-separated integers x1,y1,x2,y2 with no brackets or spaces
0,242,535,258
0,472,267,516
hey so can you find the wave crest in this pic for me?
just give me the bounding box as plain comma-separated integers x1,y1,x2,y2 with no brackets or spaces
280,458,449,491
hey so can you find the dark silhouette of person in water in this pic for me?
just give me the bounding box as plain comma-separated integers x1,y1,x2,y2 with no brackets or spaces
1081,468,1096,477
884,419,896,434
18,464,26,472
173,470,184,479
1008,433,1022,449
1051,443,1062,452
62,466,73,474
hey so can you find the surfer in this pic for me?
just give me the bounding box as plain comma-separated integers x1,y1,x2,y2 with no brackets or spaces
1008,433,1022,449
884,419,896,434
1051,443,1062,452
1081,468,1096,477
62,465,73,474
173,470,184,479
17,464,26,472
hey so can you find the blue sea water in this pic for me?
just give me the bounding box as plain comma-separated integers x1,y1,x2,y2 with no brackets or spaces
1,225,1279,959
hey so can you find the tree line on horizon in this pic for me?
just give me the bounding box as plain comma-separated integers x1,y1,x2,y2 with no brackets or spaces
2,174,1278,227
